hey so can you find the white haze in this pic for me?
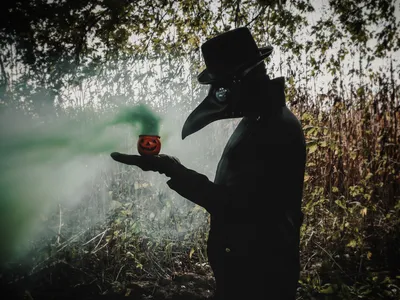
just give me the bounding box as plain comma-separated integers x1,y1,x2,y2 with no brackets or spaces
0,98,237,263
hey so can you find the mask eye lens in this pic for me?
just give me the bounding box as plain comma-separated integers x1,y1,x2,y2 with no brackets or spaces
215,87,229,103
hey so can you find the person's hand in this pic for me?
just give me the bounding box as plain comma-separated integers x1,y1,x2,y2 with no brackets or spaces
110,152,183,178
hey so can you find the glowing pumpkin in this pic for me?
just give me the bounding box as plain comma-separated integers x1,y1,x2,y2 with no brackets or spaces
137,135,161,155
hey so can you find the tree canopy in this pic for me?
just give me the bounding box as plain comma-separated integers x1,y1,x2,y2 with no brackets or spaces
1,0,399,108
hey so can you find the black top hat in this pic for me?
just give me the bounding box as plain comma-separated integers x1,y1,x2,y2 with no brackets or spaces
197,27,273,84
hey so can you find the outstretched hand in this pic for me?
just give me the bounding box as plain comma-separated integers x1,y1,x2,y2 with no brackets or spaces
110,152,183,178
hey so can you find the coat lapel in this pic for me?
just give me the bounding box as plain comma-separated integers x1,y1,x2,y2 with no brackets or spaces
214,117,252,184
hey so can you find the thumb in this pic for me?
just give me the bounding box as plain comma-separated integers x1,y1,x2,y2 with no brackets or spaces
110,152,142,165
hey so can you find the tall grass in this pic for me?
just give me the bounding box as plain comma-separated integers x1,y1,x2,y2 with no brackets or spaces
292,63,400,298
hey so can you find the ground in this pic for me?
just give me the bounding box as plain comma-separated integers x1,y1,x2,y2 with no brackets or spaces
1,261,216,300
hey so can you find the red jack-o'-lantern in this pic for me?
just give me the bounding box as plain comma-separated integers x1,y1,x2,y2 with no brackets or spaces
137,135,161,156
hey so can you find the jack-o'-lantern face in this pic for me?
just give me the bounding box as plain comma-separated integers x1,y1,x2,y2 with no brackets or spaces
137,135,161,155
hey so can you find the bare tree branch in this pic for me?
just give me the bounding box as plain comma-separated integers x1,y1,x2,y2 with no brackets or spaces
0,54,8,86
234,0,241,27
245,6,267,28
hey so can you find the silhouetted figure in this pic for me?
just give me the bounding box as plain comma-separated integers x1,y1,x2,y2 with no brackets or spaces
111,27,306,300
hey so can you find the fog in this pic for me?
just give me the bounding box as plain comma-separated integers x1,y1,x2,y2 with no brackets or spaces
0,97,236,264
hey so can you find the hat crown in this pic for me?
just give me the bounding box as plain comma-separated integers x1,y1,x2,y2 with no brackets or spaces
197,27,273,84
199,27,272,83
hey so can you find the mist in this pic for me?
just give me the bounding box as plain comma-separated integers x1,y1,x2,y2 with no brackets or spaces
0,98,234,264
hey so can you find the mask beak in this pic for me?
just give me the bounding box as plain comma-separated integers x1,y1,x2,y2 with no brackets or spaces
182,95,230,139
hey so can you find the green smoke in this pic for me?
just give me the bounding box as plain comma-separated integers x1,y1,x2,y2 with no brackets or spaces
0,103,162,264
111,103,161,136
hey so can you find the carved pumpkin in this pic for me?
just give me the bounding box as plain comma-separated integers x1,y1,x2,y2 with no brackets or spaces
137,135,161,155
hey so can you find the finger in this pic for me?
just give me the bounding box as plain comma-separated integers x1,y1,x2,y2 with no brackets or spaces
158,154,181,164
110,152,143,165
172,156,181,164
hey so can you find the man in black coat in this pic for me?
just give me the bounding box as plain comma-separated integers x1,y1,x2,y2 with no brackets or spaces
111,27,306,300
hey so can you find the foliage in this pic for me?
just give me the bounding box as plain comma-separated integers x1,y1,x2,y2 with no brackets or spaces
297,83,400,298
0,0,399,299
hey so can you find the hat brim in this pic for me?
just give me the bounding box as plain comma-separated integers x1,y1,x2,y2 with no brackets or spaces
197,45,273,84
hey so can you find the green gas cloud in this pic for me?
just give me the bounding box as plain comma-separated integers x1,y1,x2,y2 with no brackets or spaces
111,103,162,136
0,103,162,264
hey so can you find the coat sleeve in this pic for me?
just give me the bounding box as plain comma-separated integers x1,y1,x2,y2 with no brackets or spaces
165,144,293,216
166,167,229,215
166,160,265,216
166,108,306,218
166,150,299,216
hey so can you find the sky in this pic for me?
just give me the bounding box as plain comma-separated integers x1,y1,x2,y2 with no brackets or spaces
126,0,400,97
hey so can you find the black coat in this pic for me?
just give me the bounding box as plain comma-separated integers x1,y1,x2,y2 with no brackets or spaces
167,104,306,299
